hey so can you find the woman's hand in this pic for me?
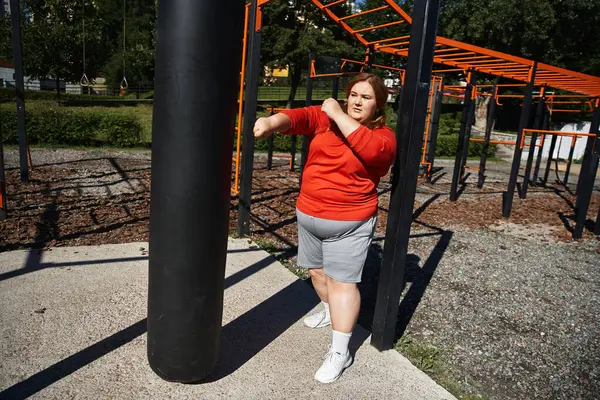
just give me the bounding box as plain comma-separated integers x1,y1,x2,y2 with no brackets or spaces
253,117,274,139
321,98,343,120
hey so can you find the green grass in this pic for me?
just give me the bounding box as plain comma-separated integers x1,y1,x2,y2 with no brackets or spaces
395,334,489,400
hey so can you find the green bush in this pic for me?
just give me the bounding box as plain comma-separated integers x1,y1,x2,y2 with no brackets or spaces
0,87,122,101
0,106,143,147
435,135,497,158
438,112,462,136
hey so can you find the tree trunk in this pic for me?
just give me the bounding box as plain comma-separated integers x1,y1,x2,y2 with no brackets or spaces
55,77,61,106
474,95,490,133
286,64,302,109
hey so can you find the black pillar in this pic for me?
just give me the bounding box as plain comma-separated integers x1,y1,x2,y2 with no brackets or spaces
576,104,600,194
459,73,476,182
521,90,546,198
372,0,441,351
426,79,443,181
389,84,403,185
267,135,274,170
10,0,28,183
563,137,576,188
532,109,549,183
595,205,600,236
237,0,262,237
0,125,6,221
290,135,297,171
147,0,245,382
502,63,537,217
573,141,599,239
299,50,315,184
450,74,474,200
478,77,499,188
543,133,558,185
331,74,340,100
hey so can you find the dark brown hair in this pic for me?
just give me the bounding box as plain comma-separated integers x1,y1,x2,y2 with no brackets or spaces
343,72,388,129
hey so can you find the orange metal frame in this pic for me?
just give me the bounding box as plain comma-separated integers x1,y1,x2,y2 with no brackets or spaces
308,0,600,97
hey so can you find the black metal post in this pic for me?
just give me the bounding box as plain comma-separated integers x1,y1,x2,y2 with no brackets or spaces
532,109,549,183
521,91,546,198
459,72,476,181
573,146,598,239
372,0,441,351
389,84,403,185
425,79,443,181
543,133,558,185
502,63,537,217
576,105,600,194
563,138,576,187
478,77,499,188
0,125,6,221
595,205,600,236
449,74,473,200
299,50,315,184
10,0,28,183
267,134,274,170
147,0,245,382
331,74,340,100
237,0,262,237
290,135,297,171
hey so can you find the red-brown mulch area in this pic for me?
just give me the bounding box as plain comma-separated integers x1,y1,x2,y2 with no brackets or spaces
1,156,598,253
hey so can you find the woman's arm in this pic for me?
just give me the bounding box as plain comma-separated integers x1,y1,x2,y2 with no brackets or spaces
320,98,360,138
253,113,292,139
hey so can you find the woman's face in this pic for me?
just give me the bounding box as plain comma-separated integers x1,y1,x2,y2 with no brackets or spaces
347,81,378,124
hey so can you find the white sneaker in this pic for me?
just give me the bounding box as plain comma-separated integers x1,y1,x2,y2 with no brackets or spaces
303,309,331,328
314,346,353,383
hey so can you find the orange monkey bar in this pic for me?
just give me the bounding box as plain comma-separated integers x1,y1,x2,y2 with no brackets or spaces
232,3,251,195
309,0,600,97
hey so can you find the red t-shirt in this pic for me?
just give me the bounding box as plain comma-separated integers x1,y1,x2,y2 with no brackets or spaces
280,106,397,221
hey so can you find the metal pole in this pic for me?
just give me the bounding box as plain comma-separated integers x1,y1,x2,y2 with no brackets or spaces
147,0,245,382
478,77,499,188
459,72,476,182
267,134,274,170
299,50,315,184
425,79,443,181
532,109,549,183
521,89,546,198
389,84,403,185
594,205,600,236
576,104,600,194
0,122,6,220
543,132,557,185
290,135,297,171
9,0,28,183
573,148,599,239
502,62,537,218
563,137,576,188
450,73,473,200
237,0,262,237
331,75,340,100
372,0,441,352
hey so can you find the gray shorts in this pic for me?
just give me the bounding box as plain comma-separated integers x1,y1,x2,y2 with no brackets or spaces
296,208,377,283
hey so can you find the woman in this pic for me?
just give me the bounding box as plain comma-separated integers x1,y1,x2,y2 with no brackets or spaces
253,73,396,383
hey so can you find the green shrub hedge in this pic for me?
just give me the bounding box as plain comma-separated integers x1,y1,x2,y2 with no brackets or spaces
0,106,143,147
0,87,122,101
435,134,497,158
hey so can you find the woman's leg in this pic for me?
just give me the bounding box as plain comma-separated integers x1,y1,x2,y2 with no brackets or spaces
326,277,360,334
304,268,331,328
309,268,328,303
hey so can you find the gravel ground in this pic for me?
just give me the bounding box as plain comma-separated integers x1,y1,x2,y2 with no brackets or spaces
1,147,599,399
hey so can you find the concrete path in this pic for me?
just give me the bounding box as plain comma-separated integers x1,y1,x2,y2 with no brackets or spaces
0,239,455,399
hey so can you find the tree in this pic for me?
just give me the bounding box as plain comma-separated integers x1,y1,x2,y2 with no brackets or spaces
261,1,363,108
438,0,600,76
